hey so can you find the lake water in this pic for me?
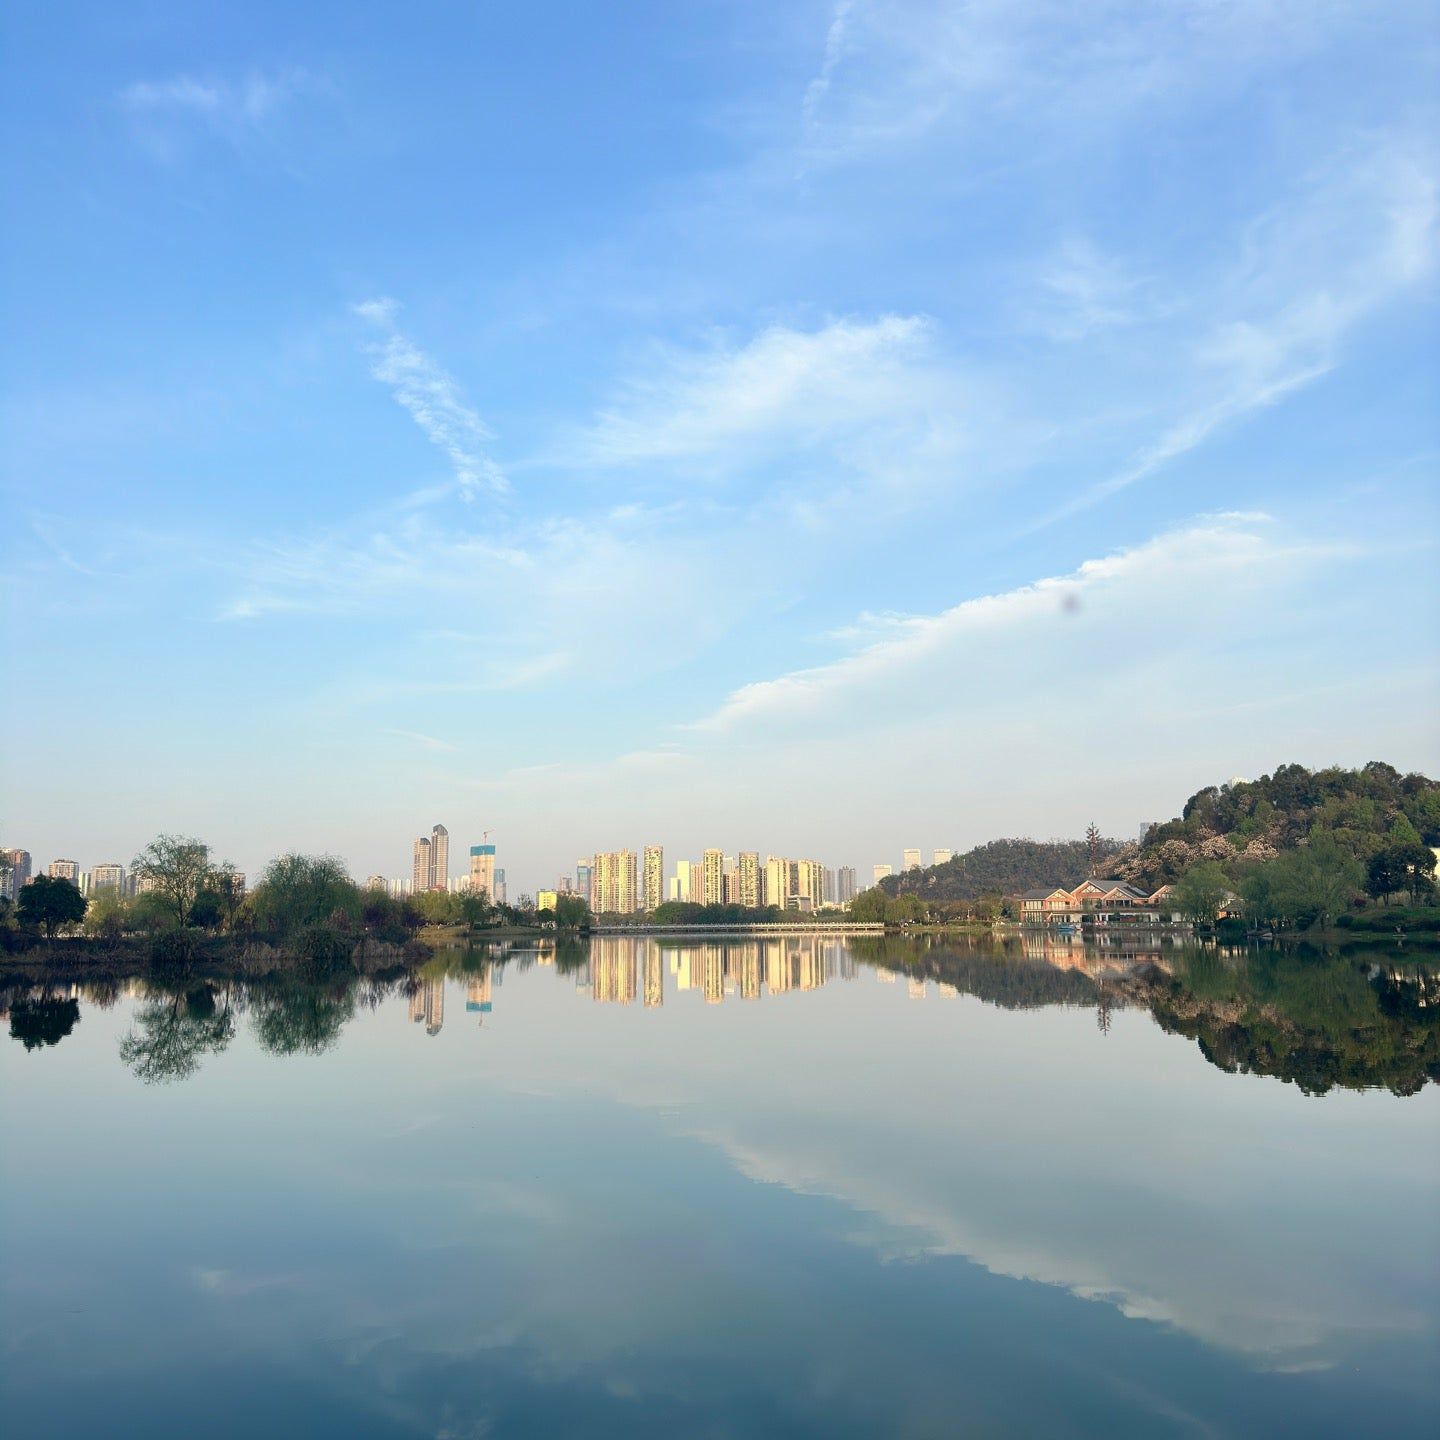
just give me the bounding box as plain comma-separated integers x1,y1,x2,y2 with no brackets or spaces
2,934,1437,1437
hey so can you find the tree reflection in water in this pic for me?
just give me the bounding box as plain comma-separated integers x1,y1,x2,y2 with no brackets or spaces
119,985,235,1083
9,995,81,1051
4,936,1435,1095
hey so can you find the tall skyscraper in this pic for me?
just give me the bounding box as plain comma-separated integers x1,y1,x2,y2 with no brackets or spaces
429,824,449,889
412,836,431,892
643,845,664,912
903,848,922,871
737,852,760,909
576,860,593,905
823,868,836,904
47,859,80,884
837,866,857,904
873,863,893,884
932,848,953,866
493,868,507,904
702,848,724,906
469,841,497,899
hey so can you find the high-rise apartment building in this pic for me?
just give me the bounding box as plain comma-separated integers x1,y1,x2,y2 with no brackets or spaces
762,855,791,908
795,859,825,911
873,863,893,884
903,848,922,871
593,850,639,914
643,845,664,912
365,874,387,890
933,848,953,866
702,848,724,906
736,852,760,909
1,848,32,900
429,824,449,888
411,824,450,891
837,866,857,904
90,863,125,894
469,842,497,900
47,859,80,884
823,868,836,904
671,858,702,902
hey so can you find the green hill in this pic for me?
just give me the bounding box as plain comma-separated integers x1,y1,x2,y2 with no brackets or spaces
872,762,1439,903
1115,761,1439,887
879,836,1124,902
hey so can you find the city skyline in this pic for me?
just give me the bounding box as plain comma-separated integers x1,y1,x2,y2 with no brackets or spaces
2,5,1435,887
1,826,968,905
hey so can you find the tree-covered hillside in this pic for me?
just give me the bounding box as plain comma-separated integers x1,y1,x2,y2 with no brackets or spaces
868,763,1438,916
879,837,1124,903
1114,761,1439,887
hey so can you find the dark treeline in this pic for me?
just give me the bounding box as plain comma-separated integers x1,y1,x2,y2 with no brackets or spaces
0,834,586,967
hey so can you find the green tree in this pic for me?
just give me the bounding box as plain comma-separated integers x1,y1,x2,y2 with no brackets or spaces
1171,861,1231,925
849,887,889,923
188,889,224,929
1366,848,1403,904
412,888,462,926
250,853,359,936
208,862,246,929
553,894,590,930
459,892,492,932
16,876,88,945
83,888,129,942
132,835,211,929
1243,837,1363,929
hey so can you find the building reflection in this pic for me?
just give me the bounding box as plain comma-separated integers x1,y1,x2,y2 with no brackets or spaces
466,968,493,1023
409,976,445,1035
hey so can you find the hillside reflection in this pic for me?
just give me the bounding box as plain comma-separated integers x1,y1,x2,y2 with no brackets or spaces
3,933,1435,1094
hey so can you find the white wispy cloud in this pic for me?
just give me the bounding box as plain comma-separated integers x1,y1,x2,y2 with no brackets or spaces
118,69,326,147
1040,144,1439,524
802,0,862,136
353,298,508,500
574,314,937,467
559,313,1008,514
387,729,459,753
795,0,1380,163
692,513,1352,733
1031,237,1152,342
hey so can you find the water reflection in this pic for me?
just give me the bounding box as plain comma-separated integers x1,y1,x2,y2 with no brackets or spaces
3,934,1436,1096
2,934,1437,1436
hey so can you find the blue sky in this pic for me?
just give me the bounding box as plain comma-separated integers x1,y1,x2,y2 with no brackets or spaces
3,1,1437,891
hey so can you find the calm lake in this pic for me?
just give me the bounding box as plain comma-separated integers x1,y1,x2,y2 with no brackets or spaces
2,934,1437,1438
